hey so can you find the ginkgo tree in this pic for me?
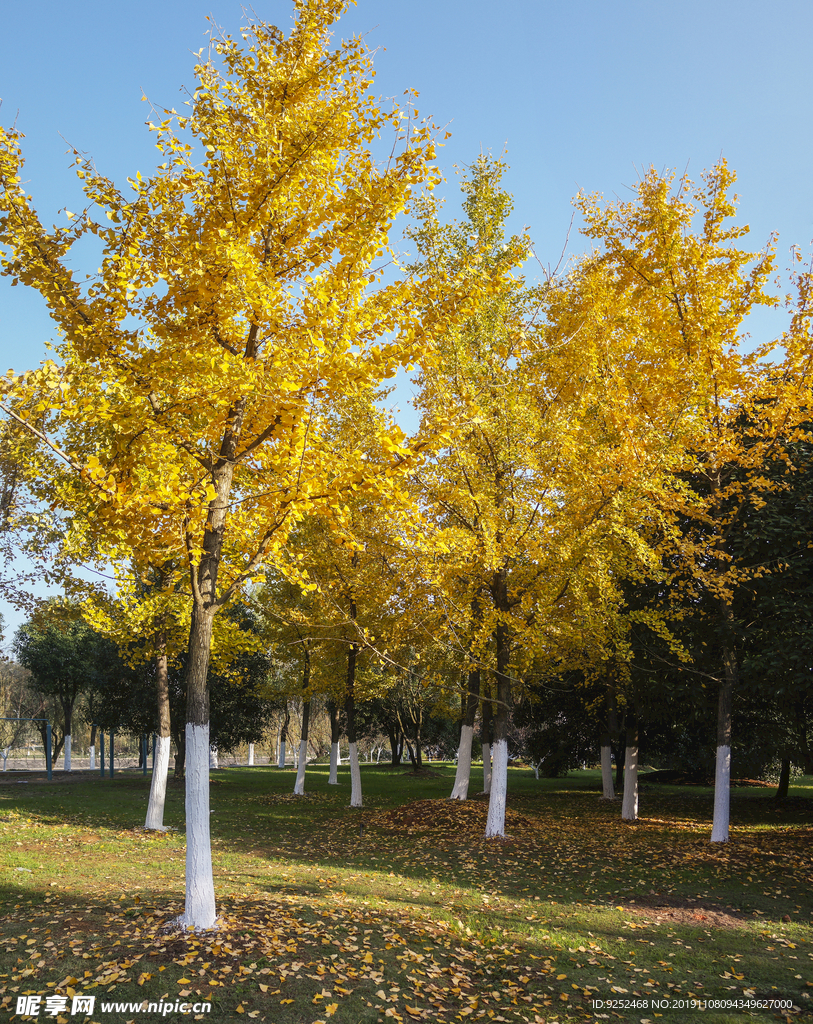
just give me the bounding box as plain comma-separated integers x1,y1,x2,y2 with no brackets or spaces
407,158,664,837
0,0,477,929
557,163,813,839
262,428,422,808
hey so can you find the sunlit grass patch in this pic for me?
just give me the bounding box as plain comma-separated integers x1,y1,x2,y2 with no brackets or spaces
0,764,810,1023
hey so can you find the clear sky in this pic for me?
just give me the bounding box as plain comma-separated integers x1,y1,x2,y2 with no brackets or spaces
1,0,812,634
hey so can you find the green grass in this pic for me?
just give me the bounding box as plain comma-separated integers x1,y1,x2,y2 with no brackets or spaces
0,763,810,1024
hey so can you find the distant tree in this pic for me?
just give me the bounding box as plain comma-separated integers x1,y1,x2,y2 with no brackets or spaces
88,605,278,779
13,605,117,769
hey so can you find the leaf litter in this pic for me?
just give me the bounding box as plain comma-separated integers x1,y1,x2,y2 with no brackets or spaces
0,775,811,1021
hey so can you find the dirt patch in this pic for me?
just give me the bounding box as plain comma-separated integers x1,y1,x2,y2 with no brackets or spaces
621,895,750,929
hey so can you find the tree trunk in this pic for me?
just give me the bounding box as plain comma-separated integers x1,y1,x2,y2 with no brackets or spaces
451,667,480,800
62,699,72,772
775,756,791,801
481,692,493,795
176,409,241,930
794,702,813,775
39,717,65,767
89,722,97,771
294,654,311,796
146,642,171,831
179,601,217,930
173,726,186,779
345,639,362,808
278,705,290,768
247,743,254,766
711,635,736,843
602,679,619,799
485,597,511,838
387,724,403,766
600,738,615,800
404,737,417,770
614,736,624,791
621,715,638,822
328,700,341,784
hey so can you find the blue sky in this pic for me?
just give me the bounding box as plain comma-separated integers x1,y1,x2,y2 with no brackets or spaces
1,0,812,634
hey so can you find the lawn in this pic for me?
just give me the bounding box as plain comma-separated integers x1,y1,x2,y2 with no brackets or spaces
0,763,810,1024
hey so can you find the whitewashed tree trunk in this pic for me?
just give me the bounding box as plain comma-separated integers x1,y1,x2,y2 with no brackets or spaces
601,744,615,799
348,740,363,808
621,743,638,821
711,652,734,843
209,745,219,769
451,666,480,800
293,659,311,795
345,623,361,807
89,745,95,770
178,722,216,931
146,644,172,831
63,734,71,772
711,744,731,841
294,739,308,795
176,420,239,931
277,740,286,769
484,738,508,837
145,734,171,831
482,742,492,794
328,700,341,782
328,741,340,784
247,743,254,766
450,724,474,800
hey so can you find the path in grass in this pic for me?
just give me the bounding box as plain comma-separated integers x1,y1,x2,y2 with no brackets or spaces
0,765,810,1023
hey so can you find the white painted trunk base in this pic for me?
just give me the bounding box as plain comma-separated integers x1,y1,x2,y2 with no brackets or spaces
328,742,339,784
482,742,492,794
294,739,308,795
247,743,254,766
450,724,474,800
621,745,638,821
711,744,731,842
348,741,362,808
89,745,95,771
209,746,219,769
177,723,217,931
485,739,508,837
145,735,171,831
600,745,615,799
277,741,286,769
64,735,71,772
